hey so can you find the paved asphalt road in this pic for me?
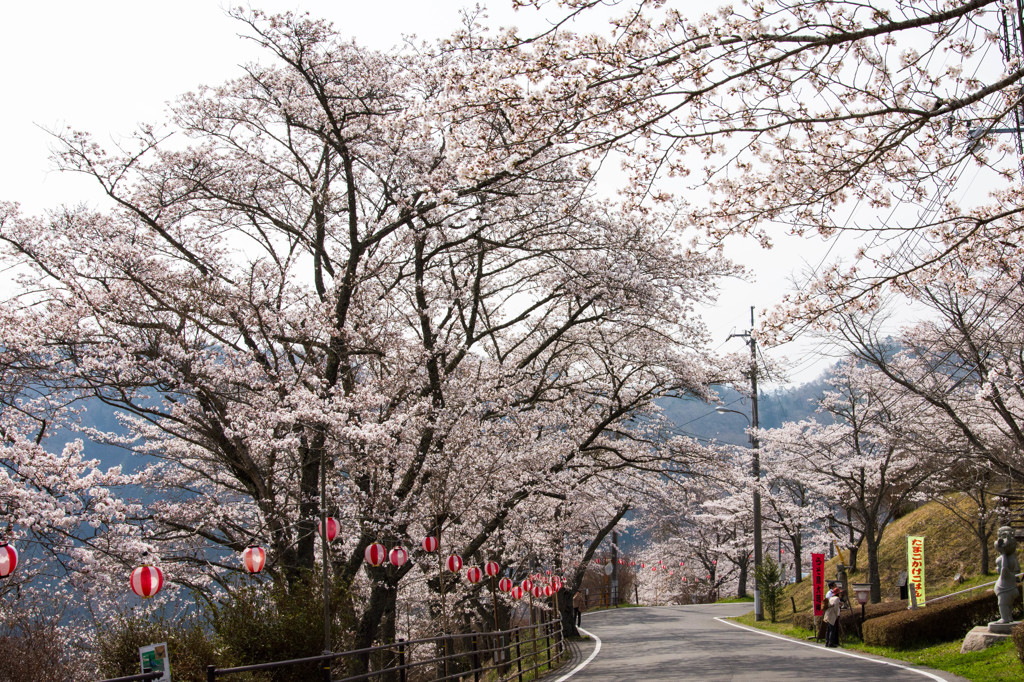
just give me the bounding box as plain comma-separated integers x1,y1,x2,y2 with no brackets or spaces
562,604,968,681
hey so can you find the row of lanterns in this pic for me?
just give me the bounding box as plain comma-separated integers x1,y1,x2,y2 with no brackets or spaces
4,523,569,601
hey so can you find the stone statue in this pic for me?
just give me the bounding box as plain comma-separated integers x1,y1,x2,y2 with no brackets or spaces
993,526,1020,625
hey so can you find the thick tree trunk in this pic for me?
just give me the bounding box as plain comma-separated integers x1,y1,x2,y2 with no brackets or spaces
353,576,398,674
558,587,579,638
865,530,882,603
736,563,748,598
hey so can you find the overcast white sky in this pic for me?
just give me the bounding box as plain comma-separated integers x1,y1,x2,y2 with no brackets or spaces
0,1,858,386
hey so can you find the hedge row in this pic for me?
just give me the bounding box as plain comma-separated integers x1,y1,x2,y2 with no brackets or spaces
1013,622,1024,666
861,589,1020,649
793,600,904,635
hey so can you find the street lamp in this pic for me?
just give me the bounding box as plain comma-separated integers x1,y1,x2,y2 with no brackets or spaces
852,583,871,638
715,405,764,622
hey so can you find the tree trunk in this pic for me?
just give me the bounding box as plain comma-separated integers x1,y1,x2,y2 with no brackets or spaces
353,574,398,673
791,534,803,583
979,519,991,574
736,562,748,598
558,587,579,638
865,530,882,603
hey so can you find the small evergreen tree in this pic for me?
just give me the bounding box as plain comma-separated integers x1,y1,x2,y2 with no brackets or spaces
755,555,785,623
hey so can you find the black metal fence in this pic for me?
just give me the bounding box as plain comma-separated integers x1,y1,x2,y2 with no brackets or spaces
178,617,565,682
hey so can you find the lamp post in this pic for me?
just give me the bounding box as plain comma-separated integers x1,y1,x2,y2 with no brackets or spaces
852,583,871,638
716,405,763,621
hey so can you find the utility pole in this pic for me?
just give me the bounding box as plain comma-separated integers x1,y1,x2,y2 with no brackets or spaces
611,530,619,607
729,306,763,621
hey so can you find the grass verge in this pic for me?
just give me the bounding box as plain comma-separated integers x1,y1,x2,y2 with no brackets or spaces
731,612,1022,681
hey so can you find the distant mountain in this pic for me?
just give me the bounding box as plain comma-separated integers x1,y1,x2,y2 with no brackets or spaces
657,372,833,447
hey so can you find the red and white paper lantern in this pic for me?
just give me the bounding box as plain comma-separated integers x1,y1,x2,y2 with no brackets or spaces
446,554,463,573
389,546,409,567
241,545,266,574
466,566,483,583
532,584,544,598
365,543,387,567
521,578,533,592
485,561,500,578
544,584,554,597
130,565,164,599
422,536,438,553
0,543,18,578
551,576,563,591
498,577,513,592
319,517,339,542
511,585,524,600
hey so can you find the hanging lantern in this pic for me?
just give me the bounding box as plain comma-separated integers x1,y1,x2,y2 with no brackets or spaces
241,545,266,574
630,561,635,566
130,564,164,599
521,577,533,592
641,562,646,568
446,554,463,572
544,584,554,597
712,560,717,565
422,536,438,553
551,576,563,591
0,542,18,578
707,574,712,580
485,561,500,578
670,571,674,576
652,566,657,572
319,517,339,543
680,561,684,566
388,546,409,567
546,569,552,575
511,585,524,600
466,566,483,584
365,543,387,567
683,576,687,582
532,584,544,598
498,577,513,592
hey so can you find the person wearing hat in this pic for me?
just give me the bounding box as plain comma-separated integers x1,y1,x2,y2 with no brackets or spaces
823,587,844,647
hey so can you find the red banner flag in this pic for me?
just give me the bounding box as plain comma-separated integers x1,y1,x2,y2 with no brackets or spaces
811,552,826,616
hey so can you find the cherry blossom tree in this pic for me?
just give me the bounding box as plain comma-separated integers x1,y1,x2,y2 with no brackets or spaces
501,0,1024,338
0,9,734,656
759,361,948,602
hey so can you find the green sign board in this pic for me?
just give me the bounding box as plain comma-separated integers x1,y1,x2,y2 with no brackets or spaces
139,642,171,681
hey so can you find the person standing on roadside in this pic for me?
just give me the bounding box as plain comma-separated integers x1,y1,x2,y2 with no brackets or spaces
573,590,585,627
824,587,843,647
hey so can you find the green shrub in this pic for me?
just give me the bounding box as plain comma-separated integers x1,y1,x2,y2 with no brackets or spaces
755,556,785,623
1012,622,1024,667
96,612,218,682
862,589,1020,649
211,579,356,681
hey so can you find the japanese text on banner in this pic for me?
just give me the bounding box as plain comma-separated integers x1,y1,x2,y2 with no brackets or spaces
811,552,826,616
907,535,925,605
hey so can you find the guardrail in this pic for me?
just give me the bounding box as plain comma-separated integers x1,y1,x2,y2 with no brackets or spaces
195,617,565,682
925,570,1024,605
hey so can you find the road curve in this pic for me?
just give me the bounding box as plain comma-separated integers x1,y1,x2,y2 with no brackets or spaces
561,604,968,681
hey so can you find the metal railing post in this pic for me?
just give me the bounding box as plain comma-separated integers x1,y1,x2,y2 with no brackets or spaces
472,635,480,682
398,638,406,682
206,664,216,682
515,630,523,682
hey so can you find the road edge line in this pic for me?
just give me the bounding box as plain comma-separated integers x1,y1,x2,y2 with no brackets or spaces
552,626,602,681
713,617,947,681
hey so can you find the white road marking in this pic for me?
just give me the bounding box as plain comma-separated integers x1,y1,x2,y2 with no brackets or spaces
553,626,602,681
714,617,948,681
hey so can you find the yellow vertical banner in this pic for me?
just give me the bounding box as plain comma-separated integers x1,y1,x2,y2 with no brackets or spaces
907,535,925,605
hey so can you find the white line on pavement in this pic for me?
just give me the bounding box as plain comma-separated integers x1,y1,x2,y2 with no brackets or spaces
553,626,602,681
713,617,947,681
